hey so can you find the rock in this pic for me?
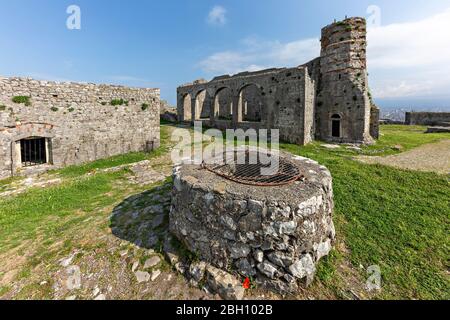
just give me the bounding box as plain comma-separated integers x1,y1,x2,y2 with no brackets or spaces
131,261,139,272
213,182,227,194
189,261,207,282
144,256,161,269
135,271,151,283
253,250,264,263
322,144,340,149
247,199,264,215
267,251,293,268
60,254,75,267
236,258,256,277
220,214,237,231
93,287,100,296
257,261,279,279
94,294,106,300
288,254,316,280
315,239,332,261
151,270,161,281
238,212,262,232
206,265,245,300
163,237,180,265
229,243,251,259
65,295,77,300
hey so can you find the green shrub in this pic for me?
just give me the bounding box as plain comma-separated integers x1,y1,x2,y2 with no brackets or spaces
101,102,107,106
110,99,125,106
141,103,149,111
50,107,59,112
12,96,31,106
0,105,6,111
68,107,75,113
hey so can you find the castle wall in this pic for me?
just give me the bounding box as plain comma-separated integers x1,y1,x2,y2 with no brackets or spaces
405,112,450,126
177,17,379,146
177,67,312,145
0,76,160,179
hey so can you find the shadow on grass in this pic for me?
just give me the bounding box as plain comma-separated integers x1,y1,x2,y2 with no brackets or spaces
109,180,172,250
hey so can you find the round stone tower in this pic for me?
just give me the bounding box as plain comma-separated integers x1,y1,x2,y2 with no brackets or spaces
316,17,375,144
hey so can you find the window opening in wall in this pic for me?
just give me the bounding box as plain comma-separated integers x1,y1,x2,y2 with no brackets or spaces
331,114,341,138
20,137,47,167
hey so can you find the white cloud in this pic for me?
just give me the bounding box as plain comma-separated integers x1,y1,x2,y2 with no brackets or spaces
207,6,227,26
367,8,450,98
367,9,450,69
198,37,320,75
198,8,450,100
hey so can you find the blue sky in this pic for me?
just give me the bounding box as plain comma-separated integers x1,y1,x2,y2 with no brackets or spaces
1,0,450,109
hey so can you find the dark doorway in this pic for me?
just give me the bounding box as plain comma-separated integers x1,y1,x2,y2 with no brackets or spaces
331,114,341,138
20,137,47,167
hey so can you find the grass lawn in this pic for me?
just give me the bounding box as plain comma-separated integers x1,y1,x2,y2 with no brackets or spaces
0,124,448,299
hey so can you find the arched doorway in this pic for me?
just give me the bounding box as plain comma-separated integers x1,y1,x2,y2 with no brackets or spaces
213,87,233,121
331,114,342,138
182,93,192,121
195,90,210,120
238,84,263,122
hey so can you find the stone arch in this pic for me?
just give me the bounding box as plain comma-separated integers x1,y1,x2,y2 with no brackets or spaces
213,87,233,121
238,84,263,123
182,93,192,121
194,89,210,120
331,114,342,138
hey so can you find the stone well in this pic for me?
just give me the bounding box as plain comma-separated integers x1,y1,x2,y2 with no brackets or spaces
169,148,335,294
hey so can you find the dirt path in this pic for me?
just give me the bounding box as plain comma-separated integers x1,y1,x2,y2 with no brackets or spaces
358,140,450,175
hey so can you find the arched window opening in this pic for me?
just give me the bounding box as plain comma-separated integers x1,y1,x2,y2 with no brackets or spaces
238,84,263,122
331,114,341,138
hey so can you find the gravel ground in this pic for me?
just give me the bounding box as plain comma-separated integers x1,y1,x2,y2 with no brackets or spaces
358,140,450,175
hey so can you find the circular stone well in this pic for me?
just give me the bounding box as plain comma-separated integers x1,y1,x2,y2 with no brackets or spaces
169,148,335,294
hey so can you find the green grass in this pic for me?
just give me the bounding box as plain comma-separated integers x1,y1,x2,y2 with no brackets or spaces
361,125,449,156
110,99,129,106
0,170,128,253
278,127,450,300
12,96,31,106
0,124,448,299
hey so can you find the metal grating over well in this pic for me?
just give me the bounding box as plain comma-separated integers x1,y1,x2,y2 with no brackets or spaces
202,150,304,186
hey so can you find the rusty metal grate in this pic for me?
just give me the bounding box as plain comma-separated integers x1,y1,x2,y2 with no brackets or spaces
202,151,303,186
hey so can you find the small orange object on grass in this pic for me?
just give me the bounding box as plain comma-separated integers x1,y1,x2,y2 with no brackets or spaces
243,277,251,289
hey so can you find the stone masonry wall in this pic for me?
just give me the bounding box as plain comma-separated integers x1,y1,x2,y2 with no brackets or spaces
405,112,450,126
317,17,374,144
177,67,314,145
0,76,160,179
177,17,379,146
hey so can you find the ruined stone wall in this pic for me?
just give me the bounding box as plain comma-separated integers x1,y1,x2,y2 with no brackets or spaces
177,17,379,146
177,67,313,145
0,76,160,179
405,112,450,126
317,17,375,144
